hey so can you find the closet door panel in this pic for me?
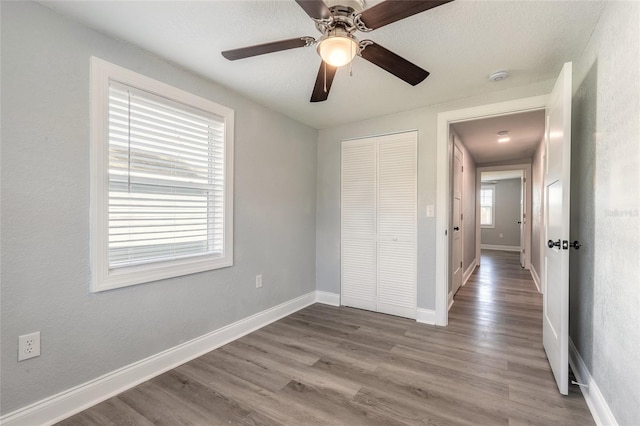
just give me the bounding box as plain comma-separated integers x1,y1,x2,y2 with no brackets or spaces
376,132,417,318
341,139,377,310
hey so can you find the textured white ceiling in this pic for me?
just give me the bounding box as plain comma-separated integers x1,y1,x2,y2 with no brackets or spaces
40,0,605,129
452,109,545,164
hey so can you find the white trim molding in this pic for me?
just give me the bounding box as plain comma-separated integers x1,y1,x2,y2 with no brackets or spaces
530,264,542,293
416,308,436,325
0,292,317,426
569,339,618,426
480,244,521,252
316,291,340,306
462,259,477,286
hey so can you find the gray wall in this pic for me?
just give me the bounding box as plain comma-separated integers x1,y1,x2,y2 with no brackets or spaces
316,80,555,311
531,140,544,283
453,134,477,272
570,1,640,424
1,1,318,415
481,178,521,247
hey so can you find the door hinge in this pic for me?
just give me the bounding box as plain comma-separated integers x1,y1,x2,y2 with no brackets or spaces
461,166,464,172
460,261,463,267
461,213,464,220
523,177,526,183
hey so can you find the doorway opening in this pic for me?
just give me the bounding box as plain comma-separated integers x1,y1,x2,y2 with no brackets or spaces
446,109,542,312
435,95,547,326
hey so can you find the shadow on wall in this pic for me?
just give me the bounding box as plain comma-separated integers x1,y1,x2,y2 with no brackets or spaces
569,59,597,371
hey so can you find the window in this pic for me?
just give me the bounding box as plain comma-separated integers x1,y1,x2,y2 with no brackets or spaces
480,186,495,227
91,57,234,292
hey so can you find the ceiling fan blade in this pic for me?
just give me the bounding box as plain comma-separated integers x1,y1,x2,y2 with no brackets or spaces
358,0,453,30
359,41,429,86
295,0,332,21
222,37,312,61
311,61,338,102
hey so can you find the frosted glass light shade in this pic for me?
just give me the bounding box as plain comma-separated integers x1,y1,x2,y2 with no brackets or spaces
318,36,358,67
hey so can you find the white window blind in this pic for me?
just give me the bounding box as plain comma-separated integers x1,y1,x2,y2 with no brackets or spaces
91,57,234,292
108,82,225,268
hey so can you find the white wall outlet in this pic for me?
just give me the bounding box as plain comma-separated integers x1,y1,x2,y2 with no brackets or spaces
18,332,40,361
255,274,263,289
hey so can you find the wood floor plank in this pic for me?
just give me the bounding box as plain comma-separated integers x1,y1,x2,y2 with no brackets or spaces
57,250,594,425
57,397,154,426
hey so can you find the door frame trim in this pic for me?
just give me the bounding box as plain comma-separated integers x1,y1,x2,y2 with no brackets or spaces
435,95,548,326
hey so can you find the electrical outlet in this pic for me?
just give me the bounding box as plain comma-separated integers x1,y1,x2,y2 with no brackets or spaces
18,332,40,361
255,274,263,288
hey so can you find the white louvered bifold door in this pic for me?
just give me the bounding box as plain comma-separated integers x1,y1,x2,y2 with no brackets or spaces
341,131,417,319
341,138,377,311
376,132,417,319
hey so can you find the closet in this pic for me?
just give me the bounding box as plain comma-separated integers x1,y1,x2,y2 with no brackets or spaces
341,131,417,319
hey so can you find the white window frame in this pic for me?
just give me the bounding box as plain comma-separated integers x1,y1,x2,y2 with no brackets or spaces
480,186,495,228
90,57,234,292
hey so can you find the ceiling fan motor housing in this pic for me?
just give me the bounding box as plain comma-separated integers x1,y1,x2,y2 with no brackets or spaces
324,0,366,14
314,2,362,35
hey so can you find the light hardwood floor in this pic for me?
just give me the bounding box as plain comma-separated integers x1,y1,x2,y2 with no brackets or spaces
59,250,593,425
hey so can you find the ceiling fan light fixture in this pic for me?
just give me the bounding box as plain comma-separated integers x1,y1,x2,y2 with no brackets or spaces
317,31,358,67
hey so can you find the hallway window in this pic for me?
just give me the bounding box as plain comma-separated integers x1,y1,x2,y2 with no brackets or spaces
480,186,495,227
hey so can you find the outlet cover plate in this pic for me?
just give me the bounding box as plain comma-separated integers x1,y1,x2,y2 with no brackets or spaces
18,332,41,361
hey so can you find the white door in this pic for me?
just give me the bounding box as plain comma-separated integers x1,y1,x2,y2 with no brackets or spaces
377,132,417,319
451,145,463,297
543,62,572,395
341,138,377,312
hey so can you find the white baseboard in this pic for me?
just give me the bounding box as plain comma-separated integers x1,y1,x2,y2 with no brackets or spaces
569,339,618,426
448,291,454,311
416,308,436,325
530,264,542,293
462,259,477,286
315,291,340,306
0,291,317,426
480,244,521,252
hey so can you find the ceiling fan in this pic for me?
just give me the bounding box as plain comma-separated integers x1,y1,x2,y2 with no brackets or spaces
221,0,453,102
